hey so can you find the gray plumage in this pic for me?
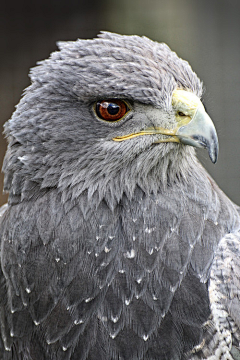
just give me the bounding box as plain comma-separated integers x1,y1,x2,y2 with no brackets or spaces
0,32,239,359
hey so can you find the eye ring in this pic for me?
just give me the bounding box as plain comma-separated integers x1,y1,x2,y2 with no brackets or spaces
95,99,130,122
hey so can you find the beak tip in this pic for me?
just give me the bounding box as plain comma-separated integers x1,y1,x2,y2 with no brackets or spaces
210,152,218,164
209,144,219,164
207,130,219,164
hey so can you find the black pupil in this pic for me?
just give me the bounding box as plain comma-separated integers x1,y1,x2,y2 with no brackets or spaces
107,103,120,115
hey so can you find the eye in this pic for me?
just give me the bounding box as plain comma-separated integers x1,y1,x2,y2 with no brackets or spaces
178,111,187,117
96,100,129,122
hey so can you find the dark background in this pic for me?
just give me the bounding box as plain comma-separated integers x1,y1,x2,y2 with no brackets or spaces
1,0,240,206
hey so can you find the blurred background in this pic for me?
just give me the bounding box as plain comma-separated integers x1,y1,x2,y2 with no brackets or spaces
0,0,240,206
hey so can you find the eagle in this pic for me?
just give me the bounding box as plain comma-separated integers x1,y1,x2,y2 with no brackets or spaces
0,32,239,360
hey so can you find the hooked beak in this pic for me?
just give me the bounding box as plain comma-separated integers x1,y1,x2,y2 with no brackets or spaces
112,90,219,164
175,105,218,163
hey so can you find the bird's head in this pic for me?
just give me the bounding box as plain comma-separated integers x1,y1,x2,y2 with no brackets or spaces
3,32,218,205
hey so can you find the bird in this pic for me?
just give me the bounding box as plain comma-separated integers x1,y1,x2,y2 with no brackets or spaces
0,31,239,360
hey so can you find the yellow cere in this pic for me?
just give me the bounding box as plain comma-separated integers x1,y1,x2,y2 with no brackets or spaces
172,89,204,127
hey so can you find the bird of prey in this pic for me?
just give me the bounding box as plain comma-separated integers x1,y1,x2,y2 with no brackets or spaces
0,32,239,360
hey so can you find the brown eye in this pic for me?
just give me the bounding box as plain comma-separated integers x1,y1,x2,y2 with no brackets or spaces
96,100,129,122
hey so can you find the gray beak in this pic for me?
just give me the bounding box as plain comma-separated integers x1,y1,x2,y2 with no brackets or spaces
176,106,219,163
